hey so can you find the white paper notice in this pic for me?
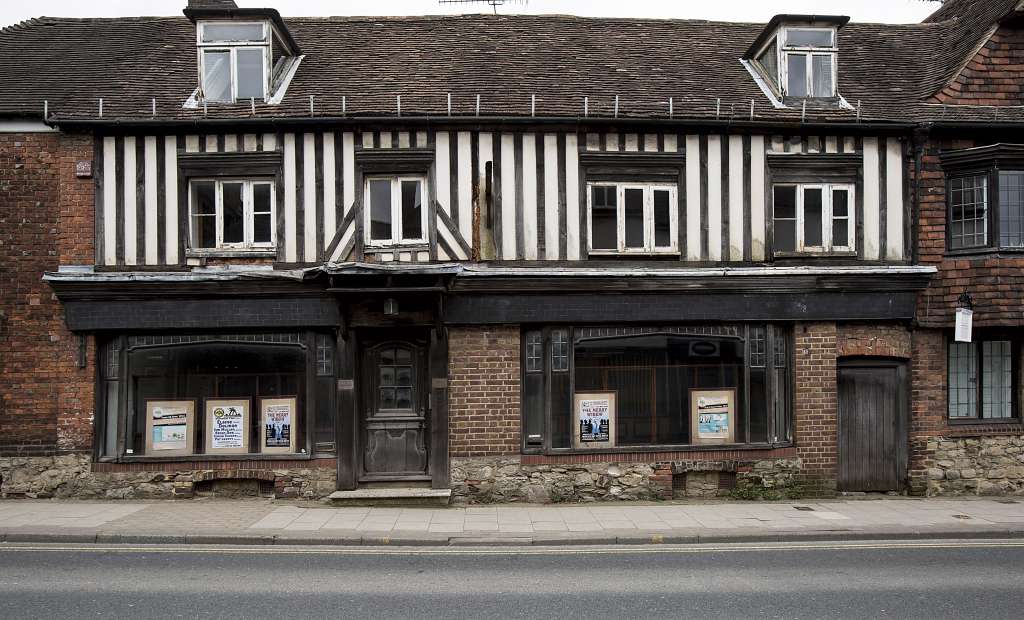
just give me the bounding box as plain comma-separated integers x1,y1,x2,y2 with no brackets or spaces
211,405,245,449
955,307,973,343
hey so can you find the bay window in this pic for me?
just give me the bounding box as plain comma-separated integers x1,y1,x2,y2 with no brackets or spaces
587,183,678,255
189,179,275,251
773,183,854,254
365,176,428,246
521,325,792,453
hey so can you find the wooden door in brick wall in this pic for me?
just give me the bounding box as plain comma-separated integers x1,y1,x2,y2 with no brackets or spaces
360,335,431,482
837,360,908,493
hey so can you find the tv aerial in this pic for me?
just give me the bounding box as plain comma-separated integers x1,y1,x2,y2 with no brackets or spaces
438,0,529,14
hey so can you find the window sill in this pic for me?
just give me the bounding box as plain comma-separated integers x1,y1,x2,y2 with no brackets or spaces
186,248,277,258
773,250,857,259
365,244,430,252
115,453,312,463
526,442,790,457
947,417,1022,426
587,250,681,257
944,247,1024,259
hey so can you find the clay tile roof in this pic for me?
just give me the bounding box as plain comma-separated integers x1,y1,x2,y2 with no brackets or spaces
0,6,1019,126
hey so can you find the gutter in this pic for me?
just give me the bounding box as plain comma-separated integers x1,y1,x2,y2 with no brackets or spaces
45,114,917,134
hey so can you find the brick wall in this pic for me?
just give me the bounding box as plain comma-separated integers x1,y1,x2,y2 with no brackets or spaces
931,26,1024,106
837,324,912,359
793,322,838,492
909,329,946,494
0,131,95,456
448,326,520,457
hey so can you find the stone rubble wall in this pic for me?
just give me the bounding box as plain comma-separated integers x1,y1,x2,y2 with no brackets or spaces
451,456,805,504
0,454,336,500
926,435,1024,496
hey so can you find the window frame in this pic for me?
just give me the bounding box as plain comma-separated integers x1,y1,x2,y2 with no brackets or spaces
945,167,1024,254
519,325,793,455
586,182,679,255
363,175,430,248
772,182,856,255
187,178,277,252
946,335,1022,423
777,27,838,99
196,21,271,103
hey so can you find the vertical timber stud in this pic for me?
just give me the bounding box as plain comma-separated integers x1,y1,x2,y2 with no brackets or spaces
335,327,358,491
429,325,450,489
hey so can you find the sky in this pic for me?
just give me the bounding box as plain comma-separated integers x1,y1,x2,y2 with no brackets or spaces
0,0,941,28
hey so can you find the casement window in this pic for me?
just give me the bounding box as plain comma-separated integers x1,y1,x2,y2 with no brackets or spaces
521,325,792,453
189,179,276,251
197,22,272,103
772,183,855,254
948,336,1022,421
947,171,1024,251
96,332,340,460
752,25,838,99
365,176,428,246
587,183,678,254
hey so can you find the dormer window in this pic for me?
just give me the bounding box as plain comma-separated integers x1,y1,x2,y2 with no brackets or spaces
781,27,837,98
745,15,848,104
197,22,272,103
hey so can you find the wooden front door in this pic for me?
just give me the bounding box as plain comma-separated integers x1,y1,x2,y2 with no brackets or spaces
360,338,430,481
837,360,908,493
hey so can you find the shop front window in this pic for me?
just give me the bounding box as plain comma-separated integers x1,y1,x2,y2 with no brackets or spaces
97,332,338,459
521,325,791,453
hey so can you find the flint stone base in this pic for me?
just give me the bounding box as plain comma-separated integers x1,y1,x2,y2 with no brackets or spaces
926,435,1024,497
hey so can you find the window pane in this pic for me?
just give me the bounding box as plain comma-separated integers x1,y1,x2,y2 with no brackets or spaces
950,175,988,249
201,23,266,43
253,214,272,244
785,28,833,47
369,179,392,241
786,54,808,97
948,342,977,418
202,51,232,102
193,181,216,215
811,55,834,97
832,189,850,248
756,40,779,86
624,188,644,248
222,182,244,244
400,180,423,240
191,181,216,249
653,190,672,248
982,341,1013,419
253,183,272,213
526,332,544,373
804,187,823,247
552,330,569,372
590,186,617,250
999,171,1024,248
236,48,265,99
773,186,797,252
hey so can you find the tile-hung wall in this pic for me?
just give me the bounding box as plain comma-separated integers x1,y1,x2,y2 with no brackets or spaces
92,129,907,266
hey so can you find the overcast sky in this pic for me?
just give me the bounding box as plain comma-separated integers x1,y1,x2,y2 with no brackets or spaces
1,0,940,27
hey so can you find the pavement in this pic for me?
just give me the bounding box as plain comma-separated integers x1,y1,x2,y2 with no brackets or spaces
1,496,1023,546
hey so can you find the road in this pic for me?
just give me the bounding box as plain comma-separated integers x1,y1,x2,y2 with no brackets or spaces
0,540,1022,619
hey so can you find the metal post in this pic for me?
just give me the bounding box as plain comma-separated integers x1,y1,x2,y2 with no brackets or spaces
801,100,806,122
584,96,589,117
447,92,452,116
750,99,755,120
152,98,156,117
716,98,721,119
342,95,347,117
531,94,536,117
98,98,103,118
43,100,48,120
310,95,315,116
476,94,481,116
397,95,402,117
669,97,673,119
250,97,255,116
614,95,619,118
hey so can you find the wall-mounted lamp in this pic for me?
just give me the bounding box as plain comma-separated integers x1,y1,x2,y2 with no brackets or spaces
384,298,399,317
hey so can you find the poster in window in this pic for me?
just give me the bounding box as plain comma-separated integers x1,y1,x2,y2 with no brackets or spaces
690,389,736,445
145,400,195,456
205,399,250,454
573,392,616,449
260,397,297,454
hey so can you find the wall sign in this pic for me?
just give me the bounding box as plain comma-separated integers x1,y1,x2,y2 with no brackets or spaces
75,160,92,178
261,397,297,454
145,400,195,456
573,391,616,449
955,307,973,343
690,389,736,445
205,399,250,454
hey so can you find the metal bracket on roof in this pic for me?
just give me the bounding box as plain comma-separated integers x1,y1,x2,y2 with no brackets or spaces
98,98,103,118
584,96,589,117
669,97,674,119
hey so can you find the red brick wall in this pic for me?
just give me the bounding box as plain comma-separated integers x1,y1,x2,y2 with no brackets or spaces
916,136,1024,328
932,26,1024,106
908,329,946,494
837,324,912,359
448,326,520,457
0,131,95,456
793,322,838,492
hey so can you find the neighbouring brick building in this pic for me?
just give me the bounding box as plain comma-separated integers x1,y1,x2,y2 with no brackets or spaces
2,0,1023,503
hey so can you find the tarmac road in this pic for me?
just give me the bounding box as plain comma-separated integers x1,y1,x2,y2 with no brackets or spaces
0,540,1022,619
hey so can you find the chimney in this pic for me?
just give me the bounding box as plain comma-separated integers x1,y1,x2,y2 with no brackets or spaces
187,0,239,8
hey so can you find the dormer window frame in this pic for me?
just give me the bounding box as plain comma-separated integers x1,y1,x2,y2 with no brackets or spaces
745,16,848,106
196,20,273,104
779,26,839,100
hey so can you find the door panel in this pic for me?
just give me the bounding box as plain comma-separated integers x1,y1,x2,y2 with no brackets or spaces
361,339,430,481
838,361,907,492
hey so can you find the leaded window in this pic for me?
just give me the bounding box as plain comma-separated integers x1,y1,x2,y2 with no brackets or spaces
949,174,989,250
948,336,1021,421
